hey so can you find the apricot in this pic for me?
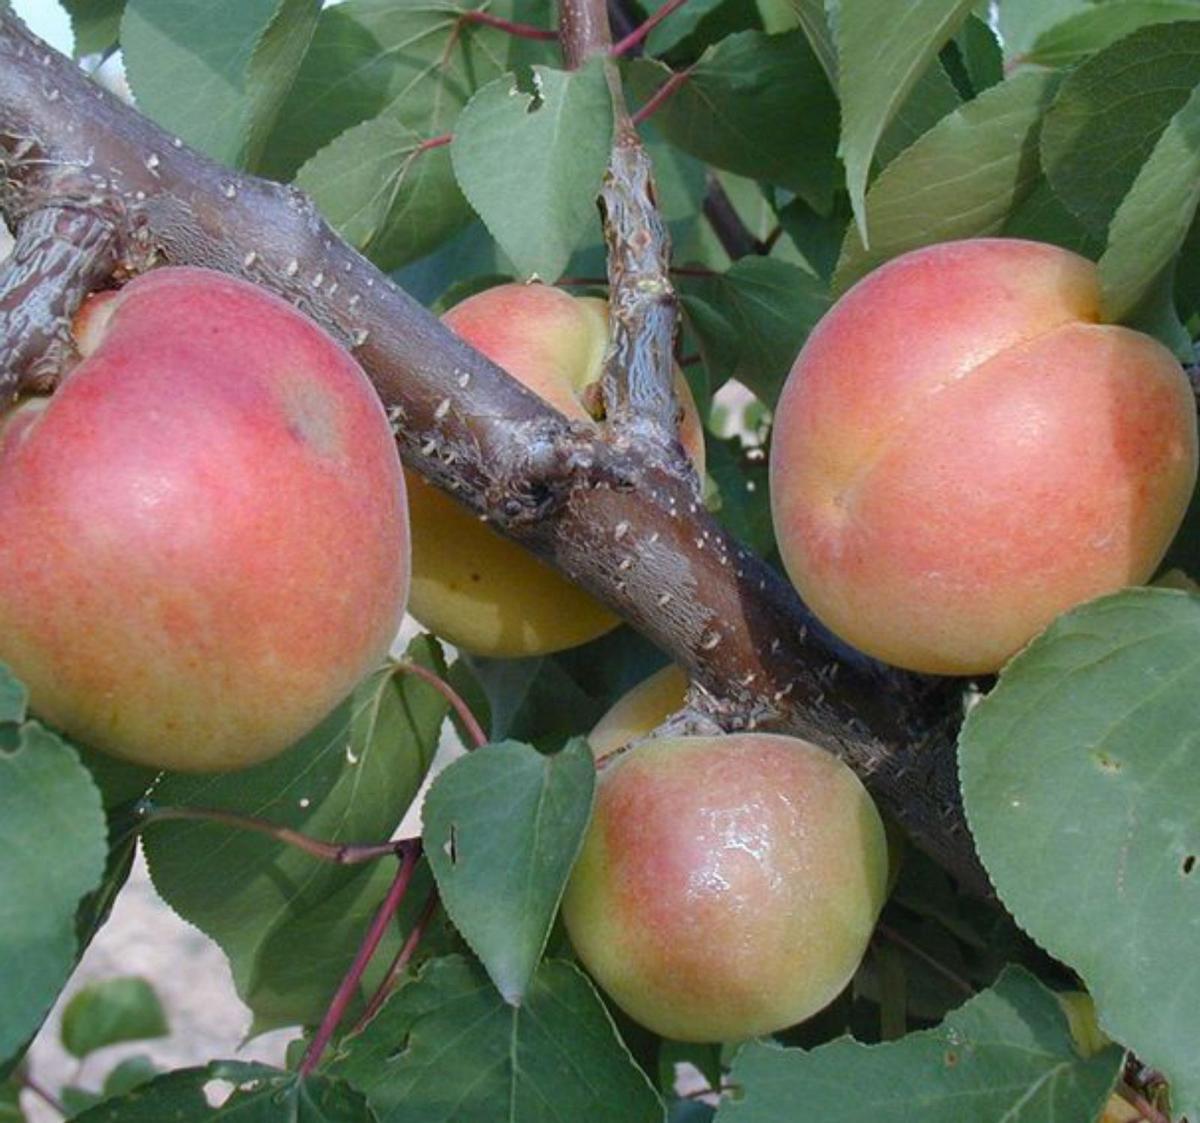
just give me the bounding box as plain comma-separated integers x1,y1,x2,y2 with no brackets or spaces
407,283,706,657
0,267,408,772
586,663,688,762
770,238,1198,675
562,733,888,1042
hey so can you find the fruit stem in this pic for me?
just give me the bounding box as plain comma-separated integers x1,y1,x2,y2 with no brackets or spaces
396,660,488,749
138,803,402,865
459,8,558,40
610,0,690,56
298,840,421,1077
631,65,695,126
352,885,440,1032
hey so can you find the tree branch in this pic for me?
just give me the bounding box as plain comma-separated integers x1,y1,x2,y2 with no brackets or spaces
0,13,985,893
0,206,118,402
561,0,692,482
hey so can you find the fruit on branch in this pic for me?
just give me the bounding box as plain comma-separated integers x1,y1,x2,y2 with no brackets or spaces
0,267,409,772
587,662,688,761
407,283,706,657
562,733,888,1042
770,238,1199,675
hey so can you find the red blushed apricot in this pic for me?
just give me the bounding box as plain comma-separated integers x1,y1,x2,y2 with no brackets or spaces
771,239,1198,675
0,267,408,772
407,283,706,657
561,734,888,1043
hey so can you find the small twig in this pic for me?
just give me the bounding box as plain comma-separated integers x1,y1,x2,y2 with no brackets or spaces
460,8,558,40
876,922,975,999
610,0,690,56
299,841,421,1076
138,803,402,864
20,1075,66,1116
631,65,694,126
396,660,487,749
701,173,765,261
353,886,440,1031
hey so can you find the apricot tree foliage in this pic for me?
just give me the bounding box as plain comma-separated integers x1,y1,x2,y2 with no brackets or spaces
1,1,1199,1121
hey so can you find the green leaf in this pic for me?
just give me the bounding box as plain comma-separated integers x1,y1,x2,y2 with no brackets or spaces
261,0,544,182
1026,0,1200,66
0,722,106,1064
72,1061,374,1122
297,113,471,272
676,257,830,409
1040,21,1200,235
142,640,448,1031
1098,80,1200,322
644,0,729,56
423,739,595,1003
459,626,666,751
0,1078,23,1123
1000,176,1107,259
716,967,1122,1122
121,0,318,169
628,30,840,212
835,70,1057,293
60,977,168,1060
999,0,1092,58
62,0,125,57
960,590,1200,1122
836,0,976,240
451,62,612,281
875,57,961,169
789,0,837,83
240,0,323,172
329,956,664,1123
775,194,853,282
0,663,27,725
954,13,1003,95
102,1056,160,1099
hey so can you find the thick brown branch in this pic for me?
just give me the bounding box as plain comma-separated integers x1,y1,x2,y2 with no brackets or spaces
0,14,985,892
0,206,118,402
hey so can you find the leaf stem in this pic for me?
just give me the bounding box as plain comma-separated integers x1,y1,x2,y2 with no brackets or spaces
298,841,422,1076
609,0,690,56
875,922,975,998
20,1075,66,1116
460,9,558,40
631,65,694,126
138,804,402,865
353,887,441,1032
397,660,488,749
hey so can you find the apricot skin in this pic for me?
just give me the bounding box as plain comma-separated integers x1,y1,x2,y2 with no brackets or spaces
562,733,888,1042
586,663,688,762
0,267,408,772
407,283,706,657
770,238,1199,675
